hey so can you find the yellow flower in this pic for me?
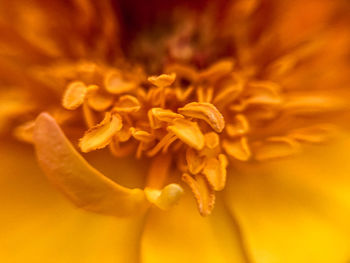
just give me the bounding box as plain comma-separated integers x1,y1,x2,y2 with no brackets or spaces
1,0,350,262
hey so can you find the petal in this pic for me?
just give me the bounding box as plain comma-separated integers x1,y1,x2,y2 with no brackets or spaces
141,192,250,263
225,133,350,263
0,140,145,263
33,112,148,217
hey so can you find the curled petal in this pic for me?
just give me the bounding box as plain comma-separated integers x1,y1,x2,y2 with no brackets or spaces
178,102,225,132
33,113,147,217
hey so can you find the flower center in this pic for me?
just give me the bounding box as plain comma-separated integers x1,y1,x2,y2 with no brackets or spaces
15,57,332,216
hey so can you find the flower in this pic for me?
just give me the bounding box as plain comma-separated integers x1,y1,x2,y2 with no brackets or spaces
1,0,350,262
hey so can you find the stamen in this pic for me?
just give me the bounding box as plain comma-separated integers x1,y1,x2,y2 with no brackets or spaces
182,173,215,216
186,148,206,175
148,73,176,88
222,137,251,161
167,118,205,150
113,95,141,113
79,112,122,152
145,184,184,210
104,70,136,94
62,81,87,110
178,102,225,133
253,136,301,161
202,154,228,191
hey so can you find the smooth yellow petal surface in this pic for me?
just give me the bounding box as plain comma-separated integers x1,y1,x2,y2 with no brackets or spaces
225,133,350,263
141,192,250,263
0,141,145,263
33,112,147,217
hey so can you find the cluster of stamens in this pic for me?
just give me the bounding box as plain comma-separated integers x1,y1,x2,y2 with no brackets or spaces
15,58,337,216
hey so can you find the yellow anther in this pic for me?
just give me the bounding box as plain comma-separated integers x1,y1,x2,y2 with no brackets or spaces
148,108,184,129
222,137,251,161
104,70,136,94
167,118,205,150
182,173,215,217
145,184,184,210
79,112,122,152
202,154,228,191
62,81,87,110
178,102,225,133
148,73,176,88
225,114,249,137
288,124,336,143
204,132,220,149
113,95,141,113
86,85,114,112
131,129,155,143
13,120,35,143
198,59,235,82
186,148,206,174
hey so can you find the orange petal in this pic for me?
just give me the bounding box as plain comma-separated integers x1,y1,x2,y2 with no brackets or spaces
62,81,87,110
33,113,147,217
223,137,251,161
79,112,122,152
182,173,215,216
178,102,225,132
167,118,205,150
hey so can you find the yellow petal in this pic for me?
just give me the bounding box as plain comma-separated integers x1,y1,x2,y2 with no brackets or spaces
141,192,249,263
167,118,205,150
79,112,122,152
62,81,87,110
178,102,225,133
33,113,147,217
225,133,350,263
0,140,145,263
